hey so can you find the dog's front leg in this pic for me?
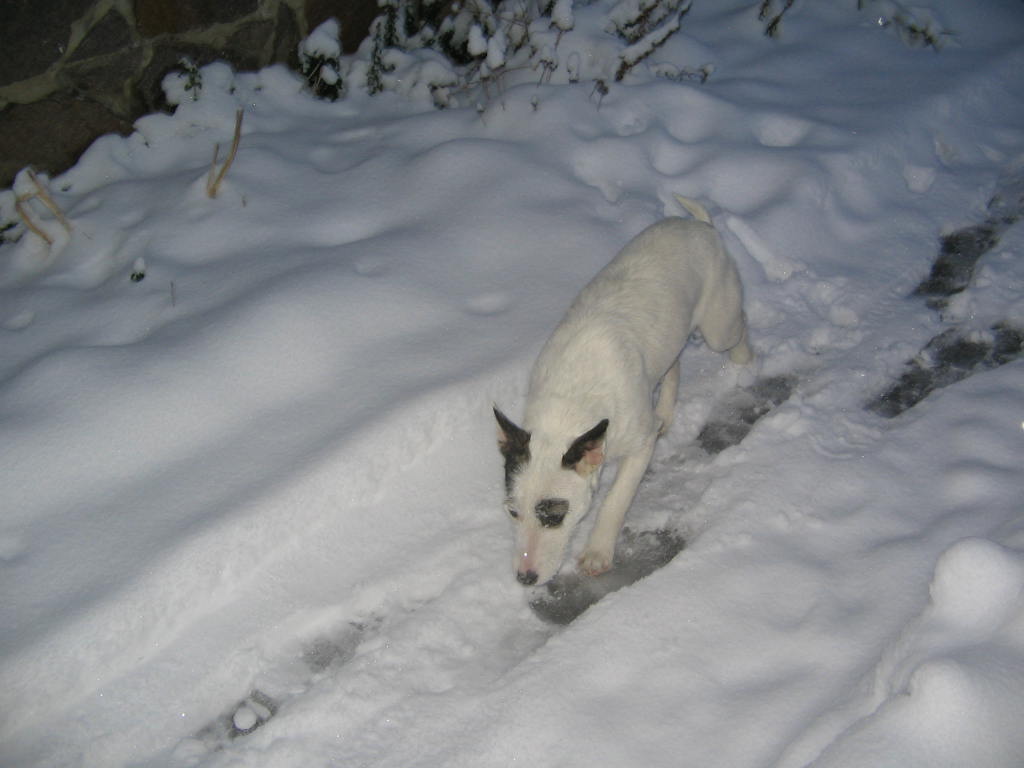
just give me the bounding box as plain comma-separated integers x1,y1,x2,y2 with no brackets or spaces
579,437,657,576
655,360,681,436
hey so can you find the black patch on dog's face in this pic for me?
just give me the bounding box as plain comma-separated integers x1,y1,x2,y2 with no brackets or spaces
535,498,569,528
494,407,531,494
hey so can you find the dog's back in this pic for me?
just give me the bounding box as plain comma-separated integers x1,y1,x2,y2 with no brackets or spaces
574,217,721,349
526,209,748,457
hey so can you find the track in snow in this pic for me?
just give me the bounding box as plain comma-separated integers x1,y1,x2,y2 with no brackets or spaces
870,172,1024,417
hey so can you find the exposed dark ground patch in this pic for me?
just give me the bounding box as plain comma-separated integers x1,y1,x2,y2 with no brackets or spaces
529,528,686,624
868,323,1023,418
913,223,1003,307
698,375,797,454
914,174,1024,309
871,173,1023,417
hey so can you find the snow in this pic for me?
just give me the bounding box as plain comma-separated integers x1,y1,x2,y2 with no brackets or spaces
468,25,488,58
552,0,575,33
1,1,1023,766
486,28,508,71
300,18,342,62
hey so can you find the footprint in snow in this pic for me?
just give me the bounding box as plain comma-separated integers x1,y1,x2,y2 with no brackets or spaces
184,622,367,753
697,374,798,455
529,528,686,624
912,171,1023,310
867,323,1022,419
869,172,1024,417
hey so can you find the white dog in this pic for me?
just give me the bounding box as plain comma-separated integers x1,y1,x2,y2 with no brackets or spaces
494,196,752,586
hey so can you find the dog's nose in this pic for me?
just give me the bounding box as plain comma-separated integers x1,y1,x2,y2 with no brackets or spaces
517,569,539,586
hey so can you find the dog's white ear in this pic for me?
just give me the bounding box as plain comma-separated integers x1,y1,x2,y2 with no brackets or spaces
494,406,530,455
561,419,609,476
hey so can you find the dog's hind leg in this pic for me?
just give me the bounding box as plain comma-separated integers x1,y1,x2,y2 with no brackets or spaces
698,272,753,365
655,360,681,436
578,436,658,576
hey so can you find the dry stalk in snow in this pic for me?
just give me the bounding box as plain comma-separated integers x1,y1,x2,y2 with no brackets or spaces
207,109,244,198
14,168,72,246
14,198,53,245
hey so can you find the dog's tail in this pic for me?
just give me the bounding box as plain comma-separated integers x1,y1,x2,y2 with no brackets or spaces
674,195,712,224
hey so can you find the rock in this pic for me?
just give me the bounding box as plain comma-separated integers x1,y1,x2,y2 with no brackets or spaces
135,0,260,37
0,0,93,85
0,99,133,187
67,9,133,62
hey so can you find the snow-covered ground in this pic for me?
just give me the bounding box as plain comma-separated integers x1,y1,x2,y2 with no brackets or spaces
2,1,1023,766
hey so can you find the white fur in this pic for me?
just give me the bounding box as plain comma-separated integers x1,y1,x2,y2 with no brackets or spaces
497,197,752,585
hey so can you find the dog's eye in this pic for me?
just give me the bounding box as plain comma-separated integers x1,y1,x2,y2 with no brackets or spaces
507,507,519,520
535,498,569,528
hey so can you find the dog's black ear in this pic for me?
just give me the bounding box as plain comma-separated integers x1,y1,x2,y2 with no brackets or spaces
494,406,530,457
494,407,531,494
561,419,609,476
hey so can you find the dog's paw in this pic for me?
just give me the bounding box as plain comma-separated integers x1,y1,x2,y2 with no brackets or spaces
578,548,614,577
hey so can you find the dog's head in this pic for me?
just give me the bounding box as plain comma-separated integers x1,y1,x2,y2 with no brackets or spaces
493,407,608,586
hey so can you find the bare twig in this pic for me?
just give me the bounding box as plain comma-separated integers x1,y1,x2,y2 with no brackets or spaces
14,198,53,245
26,168,71,233
207,109,244,198
208,144,220,185
761,0,795,38
13,168,71,246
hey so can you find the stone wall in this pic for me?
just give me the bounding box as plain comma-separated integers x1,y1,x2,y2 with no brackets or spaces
0,0,380,190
